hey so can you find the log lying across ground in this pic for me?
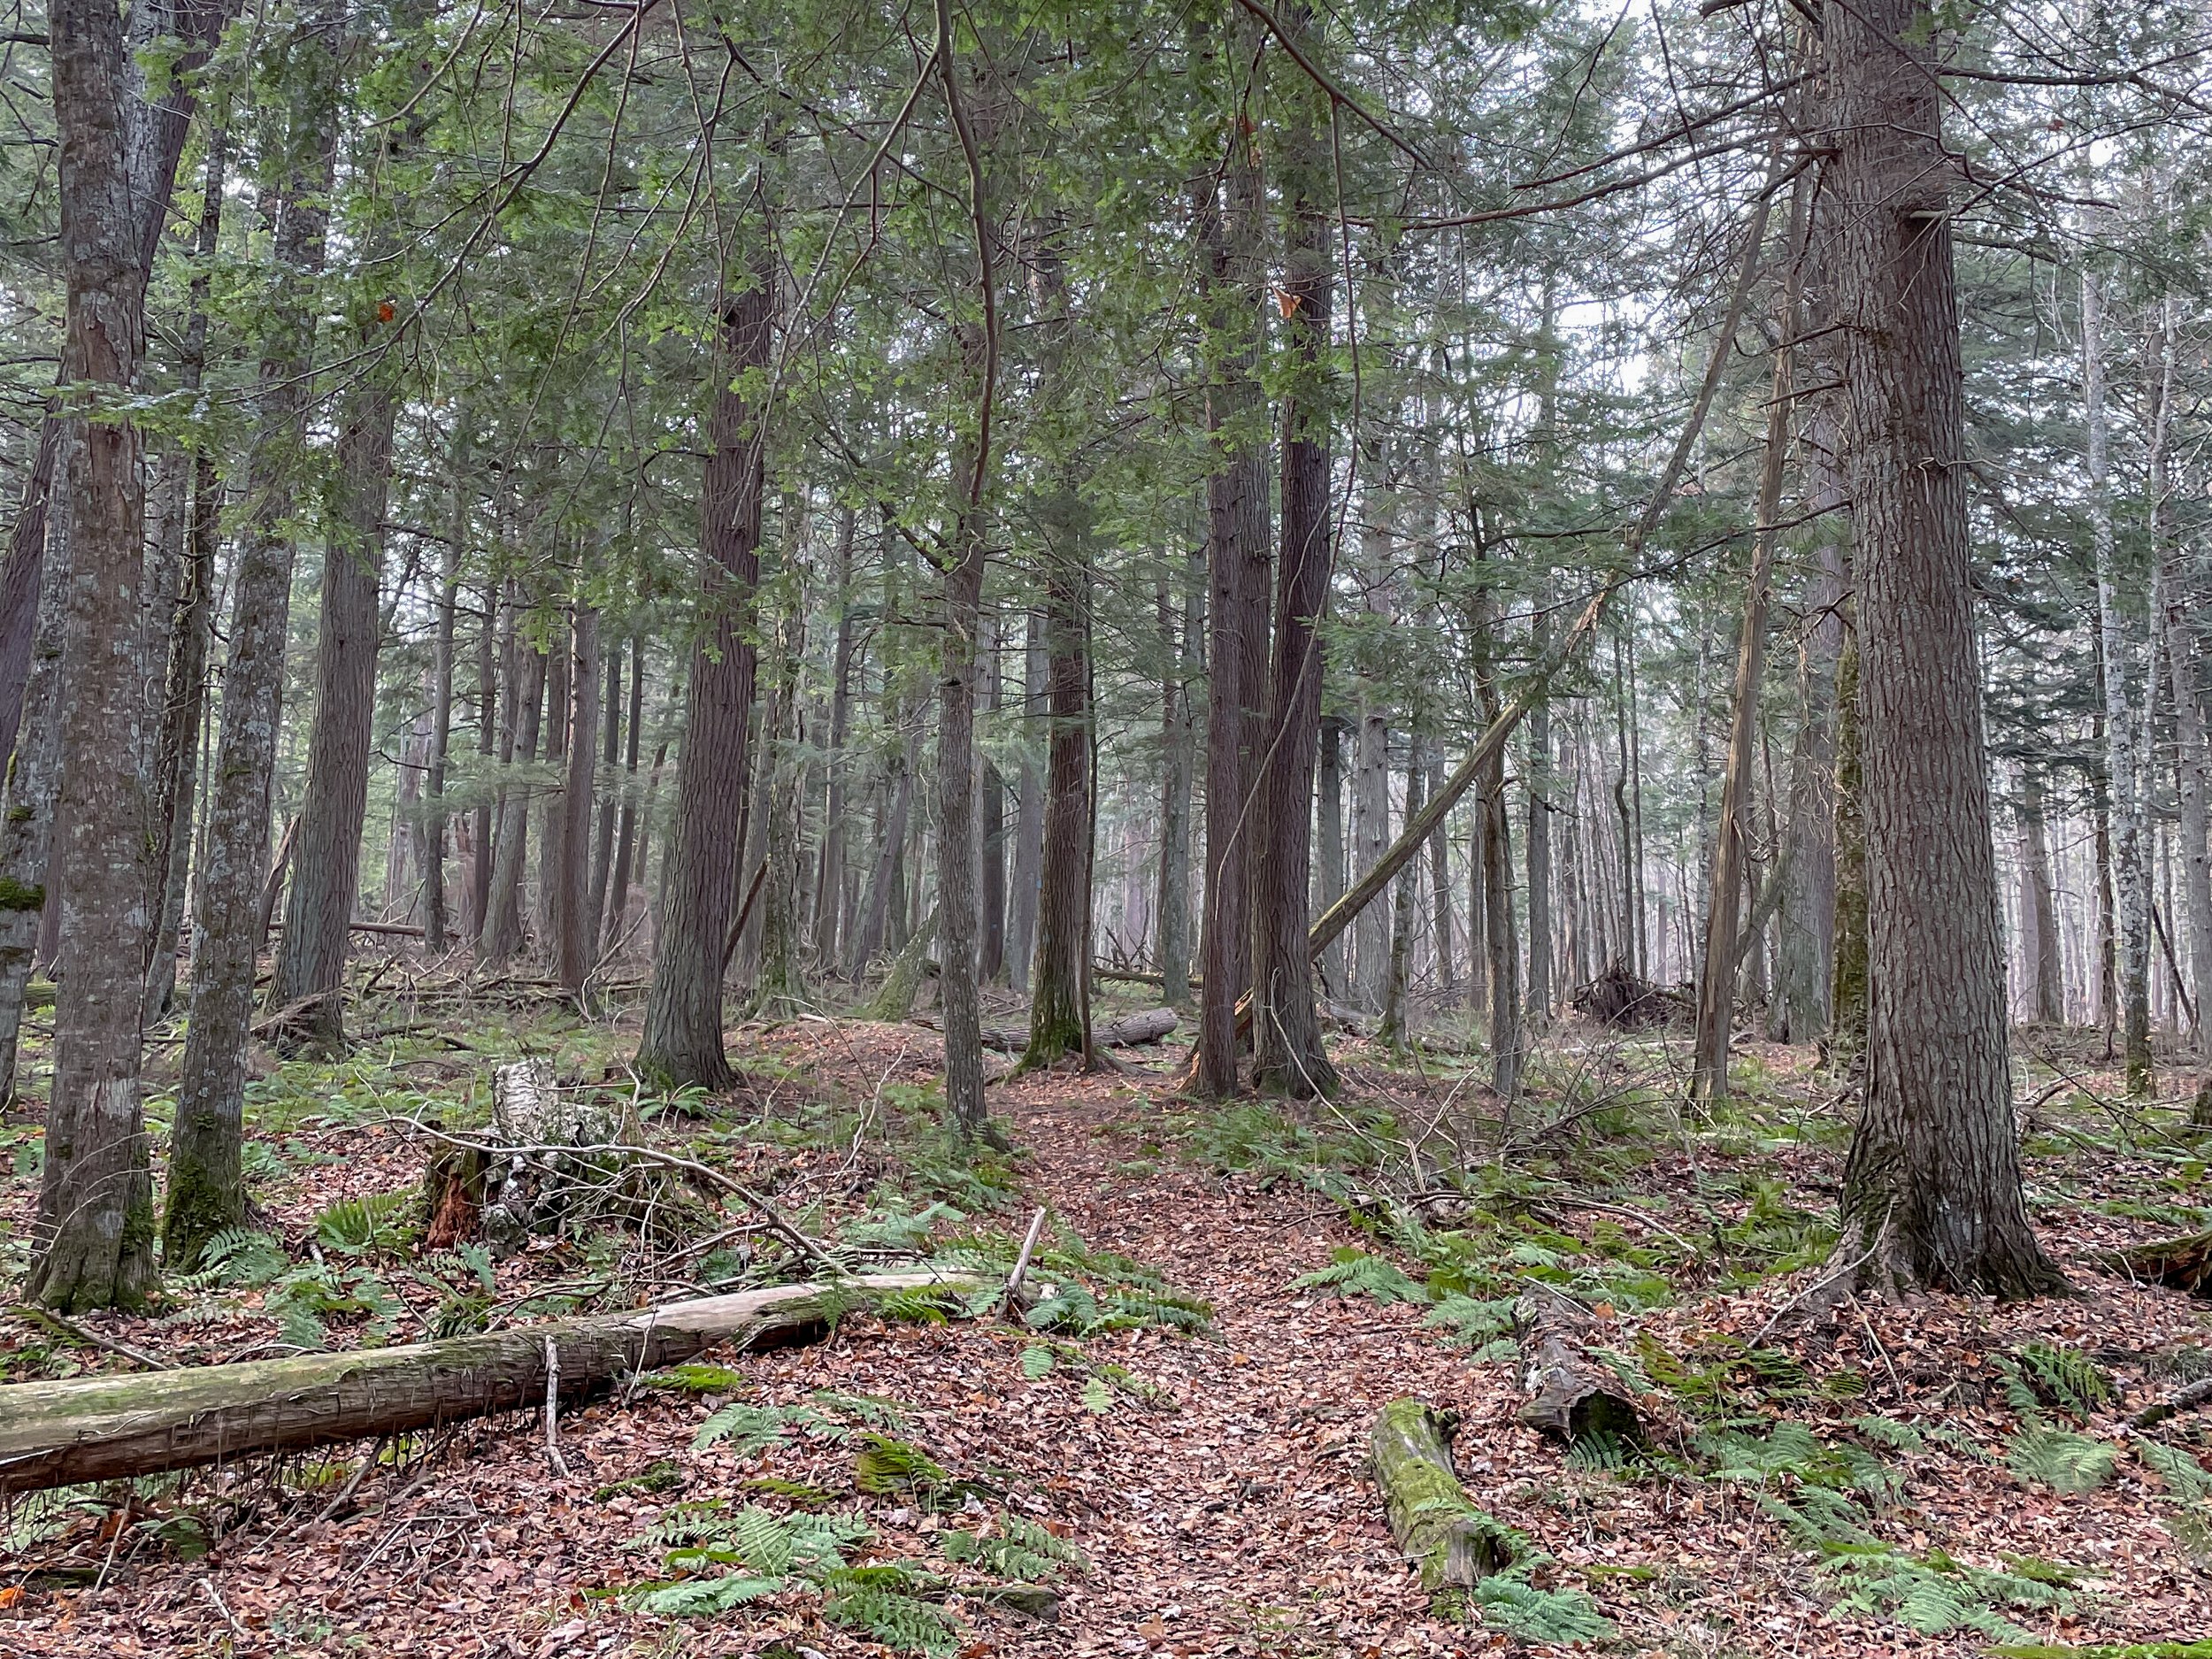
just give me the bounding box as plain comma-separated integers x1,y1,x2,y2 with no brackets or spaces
1369,1398,1520,1591
0,1271,977,1495
1514,1290,1644,1446
2103,1230,2212,1294
920,1007,1180,1052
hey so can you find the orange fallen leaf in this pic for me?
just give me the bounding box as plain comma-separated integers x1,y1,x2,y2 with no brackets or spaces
0,1586,24,1609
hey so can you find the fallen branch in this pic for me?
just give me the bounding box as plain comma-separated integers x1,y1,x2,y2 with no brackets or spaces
1514,1290,1643,1444
2101,1229,2212,1295
924,1007,1179,1052
1369,1398,1519,1590
2131,1374,2212,1431
0,1271,977,1494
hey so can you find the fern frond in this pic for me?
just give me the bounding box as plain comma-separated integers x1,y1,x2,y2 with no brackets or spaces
821,1579,962,1656
2007,1426,2117,1494
1468,1576,1617,1642
694,1402,792,1456
2137,1439,2212,1502
1289,1248,1429,1305
2015,1342,2113,1421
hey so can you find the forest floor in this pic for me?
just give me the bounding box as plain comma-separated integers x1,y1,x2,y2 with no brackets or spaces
4,977,2212,1659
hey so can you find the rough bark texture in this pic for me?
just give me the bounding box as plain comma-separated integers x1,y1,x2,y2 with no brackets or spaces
27,0,159,1311
554,608,599,995
635,242,769,1092
2018,768,2065,1024
1019,488,1092,1072
1154,561,1200,1008
1005,609,1045,990
483,636,545,965
1190,4,1271,1097
0,1273,979,1494
165,11,339,1271
1826,0,2064,1298
1248,16,1336,1100
2160,466,2210,1044
1315,716,1347,1002
268,374,388,1056
424,420,466,956
813,515,857,971
1368,1399,1517,1593
1513,1292,1644,1445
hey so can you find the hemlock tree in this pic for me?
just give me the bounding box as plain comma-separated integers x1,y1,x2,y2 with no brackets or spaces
1826,0,2064,1299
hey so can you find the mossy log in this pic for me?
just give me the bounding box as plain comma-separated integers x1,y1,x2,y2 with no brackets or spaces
979,1007,1177,1052
0,1271,975,1494
1369,1398,1519,1591
1514,1290,1643,1444
2103,1230,2212,1294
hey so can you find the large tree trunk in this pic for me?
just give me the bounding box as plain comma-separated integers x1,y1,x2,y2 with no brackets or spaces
26,0,161,1311
813,513,857,972
1525,649,1554,1027
423,418,466,956
534,635,572,953
468,584,498,943
636,234,770,1092
268,361,390,1056
0,1273,978,1495
980,619,1007,985
163,2,340,1274
483,631,545,966
585,622,621,964
749,611,809,1018
1248,9,1335,1100
553,607,599,995
1827,0,2063,1299
1315,715,1348,1002
1189,2,1271,1098
1378,739,1425,1052
2084,267,2153,1094
2152,312,2209,1047
603,634,647,951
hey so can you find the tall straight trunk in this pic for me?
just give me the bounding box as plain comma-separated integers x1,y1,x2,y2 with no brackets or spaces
2085,266,2152,1094
468,584,497,943
29,0,170,1310
1249,14,1335,1101
1005,610,1045,989
535,634,571,952
637,233,770,1090
2093,722,2117,1051
1771,404,1846,1040
2148,299,2208,1046
1429,750,1455,998
268,388,388,1054
1467,772,1489,1010
980,621,1007,983
423,420,465,956
1156,561,1200,1007
812,511,856,970
2018,768,2064,1024
164,6,338,1271
1190,0,1271,1097
1828,0,2062,1298
853,718,917,972
1378,737,1425,1050
1315,714,1347,1002
1830,600,1866,1062
749,612,809,1017
586,621,621,963
1475,594,1523,1098
553,608,598,995
1524,605,1555,1024
1351,700,1390,1010
1019,484,1092,1070
484,634,544,966
603,634,647,949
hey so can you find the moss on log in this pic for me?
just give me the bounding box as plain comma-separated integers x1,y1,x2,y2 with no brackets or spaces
1369,1397,1519,1591
0,1271,975,1494
2104,1229,2212,1294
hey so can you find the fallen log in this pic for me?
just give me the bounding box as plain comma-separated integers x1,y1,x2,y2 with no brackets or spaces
0,1271,976,1495
1369,1398,1520,1591
1514,1290,1643,1446
2102,1230,2212,1295
920,1007,1180,1052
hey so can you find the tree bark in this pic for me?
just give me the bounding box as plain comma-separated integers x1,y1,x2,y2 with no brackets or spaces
553,607,599,995
1368,1399,1517,1593
2018,767,2065,1025
1248,9,1335,1100
1827,0,2064,1298
585,623,621,964
603,634,646,951
483,631,545,967
813,513,856,971
1190,1,1271,1098
163,0,340,1274
1155,561,1199,1009
423,419,465,956
1315,715,1347,1002
635,226,770,1091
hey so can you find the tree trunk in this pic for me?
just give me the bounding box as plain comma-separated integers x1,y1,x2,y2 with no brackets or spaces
535,633,572,954
1379,738,1425,1051
1368,1400,1517,1593
483,635,545,966
1156,557,1201,1008
554,608,599,996
636,230,770,1091
2085,266,2153,1094
813,512,856,972
468,583,498,944
585,624,621,964
604,634,646,951
163,4,339,1273
1005,610,1044,990
1525,674,1554,1026
423,419,465,956
1827,0,2064,1298
1315,715,1347,1002
268,362,389,1057
1248,10,1335,1100
748,611,809,1018
980,619,1007,985
2018,768,2065,1025
2153,316,2209,1047
1429,749,1455,999
1190,1,1271,1098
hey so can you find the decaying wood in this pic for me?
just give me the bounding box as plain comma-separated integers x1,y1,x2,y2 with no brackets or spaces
0,1271,977,1494
2131,1372,2212,1431
1513,1291,1643,1444
2102,1229,2212,1294
1368,1397,1518,1591
1569,962,1679,1030
926,1007,1178,1051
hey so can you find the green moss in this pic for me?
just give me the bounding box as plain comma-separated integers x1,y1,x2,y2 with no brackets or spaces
8,803,31,823
0,876,44,911
161,1159,242,1273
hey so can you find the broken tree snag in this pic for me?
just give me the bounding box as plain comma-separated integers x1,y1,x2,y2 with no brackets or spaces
1369,1398,1519,1591
0,1271,978,1495
2103,1230,2212,1295
1514,1291,1643,1446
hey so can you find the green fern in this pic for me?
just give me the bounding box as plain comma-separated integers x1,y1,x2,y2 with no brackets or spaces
2008,1426,2118,1494
2014,1343,2114,1421
821,1571,962,1656
1466,1575,1617,1643
1290,1248,1430,1305
695,1402,795,1456
941,1513,1081,1584
1424,1294,1520,1359
173,1226,288,1290
1816,1541,2070,1640
1854,1415,1926,1455
2136,1439,2212,1502
1020,1345,1055,1379
853,1432,949,1497
313,1191,416,1257
627,1571,782,1617
809,1390,909,1429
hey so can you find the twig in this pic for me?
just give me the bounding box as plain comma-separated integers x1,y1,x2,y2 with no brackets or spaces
310,1442,381,1529
543,1338,570,1479
199,1576,249,1640
1002,1207,1048,1316
2131,1373,2212,1431
10,1304,172,1371
619,1307,661,1409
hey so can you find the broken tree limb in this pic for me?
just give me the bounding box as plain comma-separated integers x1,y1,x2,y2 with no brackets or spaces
2101,1230,2212,1294
2131,1373,2212,1431
1514,1290,1644,1445
1369,1398,1520,1591
1304,176,1778,972
0,1271,978,1495
919,1007,1179,1052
